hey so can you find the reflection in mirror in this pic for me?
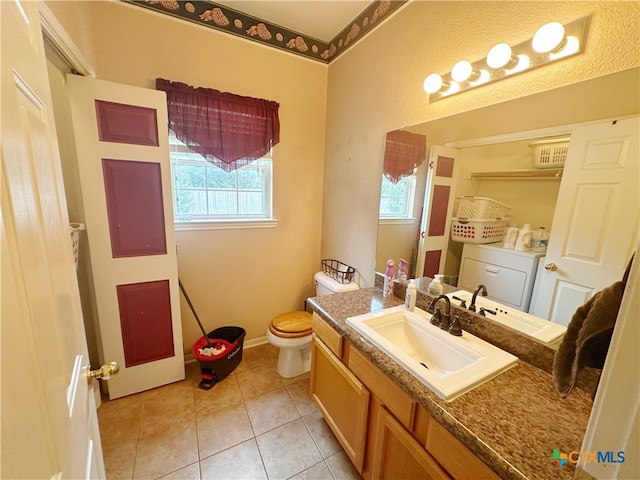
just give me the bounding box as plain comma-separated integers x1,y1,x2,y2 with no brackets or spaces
376,130,428,278
375,68,640,348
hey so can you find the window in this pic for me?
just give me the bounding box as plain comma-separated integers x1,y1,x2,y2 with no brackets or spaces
379,173,416,219
170,133,272,223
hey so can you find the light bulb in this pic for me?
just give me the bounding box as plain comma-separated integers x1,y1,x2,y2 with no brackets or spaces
470,70,490,86
506,54,530,74
487,43,517,69
451,60,478,82
423,73,447,94
550,36,580,59
532,22,566,53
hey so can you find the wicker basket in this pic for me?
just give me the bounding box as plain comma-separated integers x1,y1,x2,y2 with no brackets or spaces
450,218,507,244
321,259,355,284
530,137,570,169
456,197,510,220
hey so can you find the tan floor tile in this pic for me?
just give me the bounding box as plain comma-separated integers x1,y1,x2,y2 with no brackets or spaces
325,451,362,480
234,344,277,374
200,439,267,479
285,376,318,416
236,363,284,400
290,461,335,480
256,418,323,479
302,411,342,459
282,371,310,386
102,440,137,480
194,373,243,417
157,460,201,479
197,402,254,459
98,395,142,449
98,359,352,480
134,421,199,479
245,388,300,436
139,387,195,439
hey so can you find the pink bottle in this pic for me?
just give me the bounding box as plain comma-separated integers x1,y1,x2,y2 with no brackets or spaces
396,258,408,282
383,260,395,298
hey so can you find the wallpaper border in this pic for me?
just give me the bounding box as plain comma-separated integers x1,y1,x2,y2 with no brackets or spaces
122,0,407,64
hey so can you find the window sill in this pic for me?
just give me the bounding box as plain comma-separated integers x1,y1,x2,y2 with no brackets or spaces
175,219,278,231
378,218,417,225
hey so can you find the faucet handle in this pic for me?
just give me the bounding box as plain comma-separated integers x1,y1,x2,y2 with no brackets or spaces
452,296,467,308
449,315,463,336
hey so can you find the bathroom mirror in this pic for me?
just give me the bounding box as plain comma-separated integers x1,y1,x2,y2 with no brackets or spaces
375,68,640,346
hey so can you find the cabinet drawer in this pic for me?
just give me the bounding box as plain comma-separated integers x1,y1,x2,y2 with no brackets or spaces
459,258,527,308
348,346,415,429
312,313,343,358
426,419,499,480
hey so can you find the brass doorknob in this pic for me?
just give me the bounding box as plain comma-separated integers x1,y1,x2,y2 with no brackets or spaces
88,362,119,382
544,263,558,271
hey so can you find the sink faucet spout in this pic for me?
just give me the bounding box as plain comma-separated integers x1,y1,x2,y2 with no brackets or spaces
429,295,451,330
469,285,487,312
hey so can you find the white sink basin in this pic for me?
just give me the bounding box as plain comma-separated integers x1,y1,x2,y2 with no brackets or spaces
346,306,517,401
447,290,566,344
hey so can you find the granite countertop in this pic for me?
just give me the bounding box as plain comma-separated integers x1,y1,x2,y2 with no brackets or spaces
308,287,594,480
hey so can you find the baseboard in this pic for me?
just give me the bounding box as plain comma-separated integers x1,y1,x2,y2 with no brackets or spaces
184,335,269,364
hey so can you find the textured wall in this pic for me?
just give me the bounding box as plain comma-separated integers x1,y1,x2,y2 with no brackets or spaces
324,1,640,285
48,1,328,349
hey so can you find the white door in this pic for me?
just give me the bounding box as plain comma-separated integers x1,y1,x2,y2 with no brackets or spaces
67,75,184,399
1,1,105,478
416,146,459,278
531,117,639,325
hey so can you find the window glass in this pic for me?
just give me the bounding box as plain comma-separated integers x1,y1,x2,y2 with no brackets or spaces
379,174,416,219
170,133,272,222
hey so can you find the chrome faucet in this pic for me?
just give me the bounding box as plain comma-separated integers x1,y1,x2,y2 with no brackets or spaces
469,284,487,312
429,295,463,336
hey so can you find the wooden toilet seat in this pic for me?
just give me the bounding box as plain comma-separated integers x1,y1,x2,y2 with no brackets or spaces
269,311,312,338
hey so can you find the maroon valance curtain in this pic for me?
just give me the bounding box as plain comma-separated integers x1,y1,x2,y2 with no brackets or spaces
383,130,427,184
156,78,280,172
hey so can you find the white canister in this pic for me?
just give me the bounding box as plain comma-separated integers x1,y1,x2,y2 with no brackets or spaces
515,224,533,251
502,223,519,249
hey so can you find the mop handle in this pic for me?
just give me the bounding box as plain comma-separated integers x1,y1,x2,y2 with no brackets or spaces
178,279,212,346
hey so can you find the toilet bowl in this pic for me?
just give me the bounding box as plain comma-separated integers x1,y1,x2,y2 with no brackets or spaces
267,270,359,378
267,311,313,378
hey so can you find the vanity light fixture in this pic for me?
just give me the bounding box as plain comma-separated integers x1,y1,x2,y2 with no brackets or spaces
423,16,589,102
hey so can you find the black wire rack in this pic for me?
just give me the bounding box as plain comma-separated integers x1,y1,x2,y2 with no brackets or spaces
321,259,355,284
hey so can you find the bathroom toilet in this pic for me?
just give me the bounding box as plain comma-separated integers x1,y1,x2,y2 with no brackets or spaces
267,271,359,378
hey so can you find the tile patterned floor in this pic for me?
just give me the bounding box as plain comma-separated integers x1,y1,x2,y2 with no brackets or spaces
98,344,362,479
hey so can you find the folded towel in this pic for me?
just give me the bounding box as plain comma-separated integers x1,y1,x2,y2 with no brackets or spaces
553,256,633,397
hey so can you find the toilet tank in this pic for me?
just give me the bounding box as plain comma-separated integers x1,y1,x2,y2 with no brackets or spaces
314,271,360,296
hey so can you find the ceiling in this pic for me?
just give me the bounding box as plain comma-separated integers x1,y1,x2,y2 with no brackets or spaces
214,1,373,42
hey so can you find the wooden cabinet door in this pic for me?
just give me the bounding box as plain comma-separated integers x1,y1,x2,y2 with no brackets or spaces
372,406,451,480
310,337,369,473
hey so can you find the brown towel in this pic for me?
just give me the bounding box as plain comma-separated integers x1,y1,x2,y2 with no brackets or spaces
553,256,633,397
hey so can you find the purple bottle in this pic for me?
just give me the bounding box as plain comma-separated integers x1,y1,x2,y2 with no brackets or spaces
383,260,395,298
